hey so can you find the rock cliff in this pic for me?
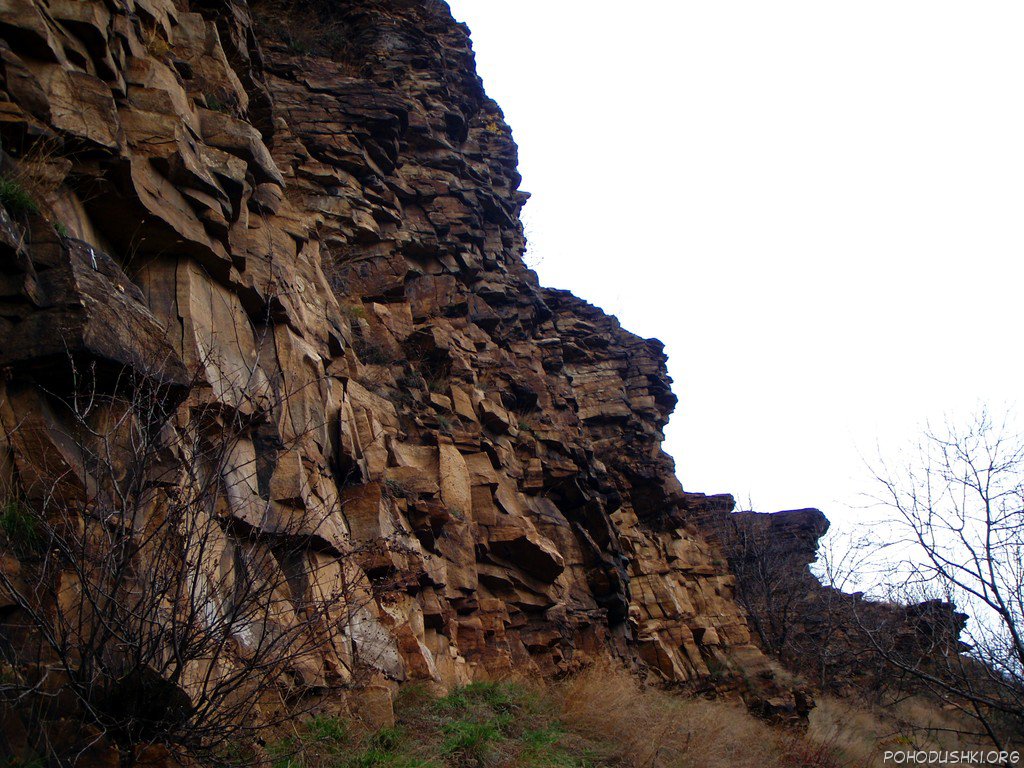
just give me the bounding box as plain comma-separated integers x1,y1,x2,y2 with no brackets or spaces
0,0,806,757
706,505,969,695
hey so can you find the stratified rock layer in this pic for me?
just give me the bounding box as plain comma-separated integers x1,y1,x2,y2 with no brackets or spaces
0,0,801,726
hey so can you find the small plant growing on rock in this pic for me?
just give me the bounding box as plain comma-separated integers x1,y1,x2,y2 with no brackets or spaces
286,38,310,55
357,342,399,366
251,0,349,58
0,499,42,555
0,176,38,218
142,24,171,58
0,135,67,222
384,478,412,500
344,303,367,320
204,91,234,115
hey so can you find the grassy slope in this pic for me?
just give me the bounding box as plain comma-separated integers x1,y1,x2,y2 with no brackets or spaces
268,680,592,768
263,666,866,768
258,662,997,768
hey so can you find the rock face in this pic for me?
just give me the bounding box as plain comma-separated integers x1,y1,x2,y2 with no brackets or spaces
706,505,968,694
0,0,805,750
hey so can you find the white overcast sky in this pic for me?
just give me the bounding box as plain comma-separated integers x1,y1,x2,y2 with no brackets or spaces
445,1,1024,531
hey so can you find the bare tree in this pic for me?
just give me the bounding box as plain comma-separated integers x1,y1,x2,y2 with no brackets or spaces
716,500,957,699
0,349,399,765
805,527,883,691
715,507,807,660
867,407,1024,748
710,502,846,681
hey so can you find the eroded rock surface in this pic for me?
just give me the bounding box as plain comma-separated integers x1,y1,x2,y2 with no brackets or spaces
0,0,807,747
707,505,968,695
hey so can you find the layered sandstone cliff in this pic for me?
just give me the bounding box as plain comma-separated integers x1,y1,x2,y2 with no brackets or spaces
0,0,806,754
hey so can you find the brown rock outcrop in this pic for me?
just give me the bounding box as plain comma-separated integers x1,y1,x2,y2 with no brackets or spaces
0,0,807,756
706,504,968,695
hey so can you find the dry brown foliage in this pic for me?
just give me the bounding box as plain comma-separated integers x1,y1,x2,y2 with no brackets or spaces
555,662,855,768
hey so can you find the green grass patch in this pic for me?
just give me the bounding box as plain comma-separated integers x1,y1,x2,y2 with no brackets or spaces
205,94,229,113
439,718,507,759
270,718,436,768
0,500,43,554
268,682,591,768
433,681,530,715
0,176,38,217
306,715,351,747
3,757,45,768
518,725,596,768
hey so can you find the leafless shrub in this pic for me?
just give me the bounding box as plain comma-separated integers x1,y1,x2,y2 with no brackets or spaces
0,344,401,765
249,0,350,59
714,506,807,661
865,407,1024,749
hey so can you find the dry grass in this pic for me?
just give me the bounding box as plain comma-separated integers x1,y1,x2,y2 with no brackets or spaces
142,23,172,58
0,135,68,222
554,663,850,768
248,666,989,768
809,697,891,767
809,694,994,768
